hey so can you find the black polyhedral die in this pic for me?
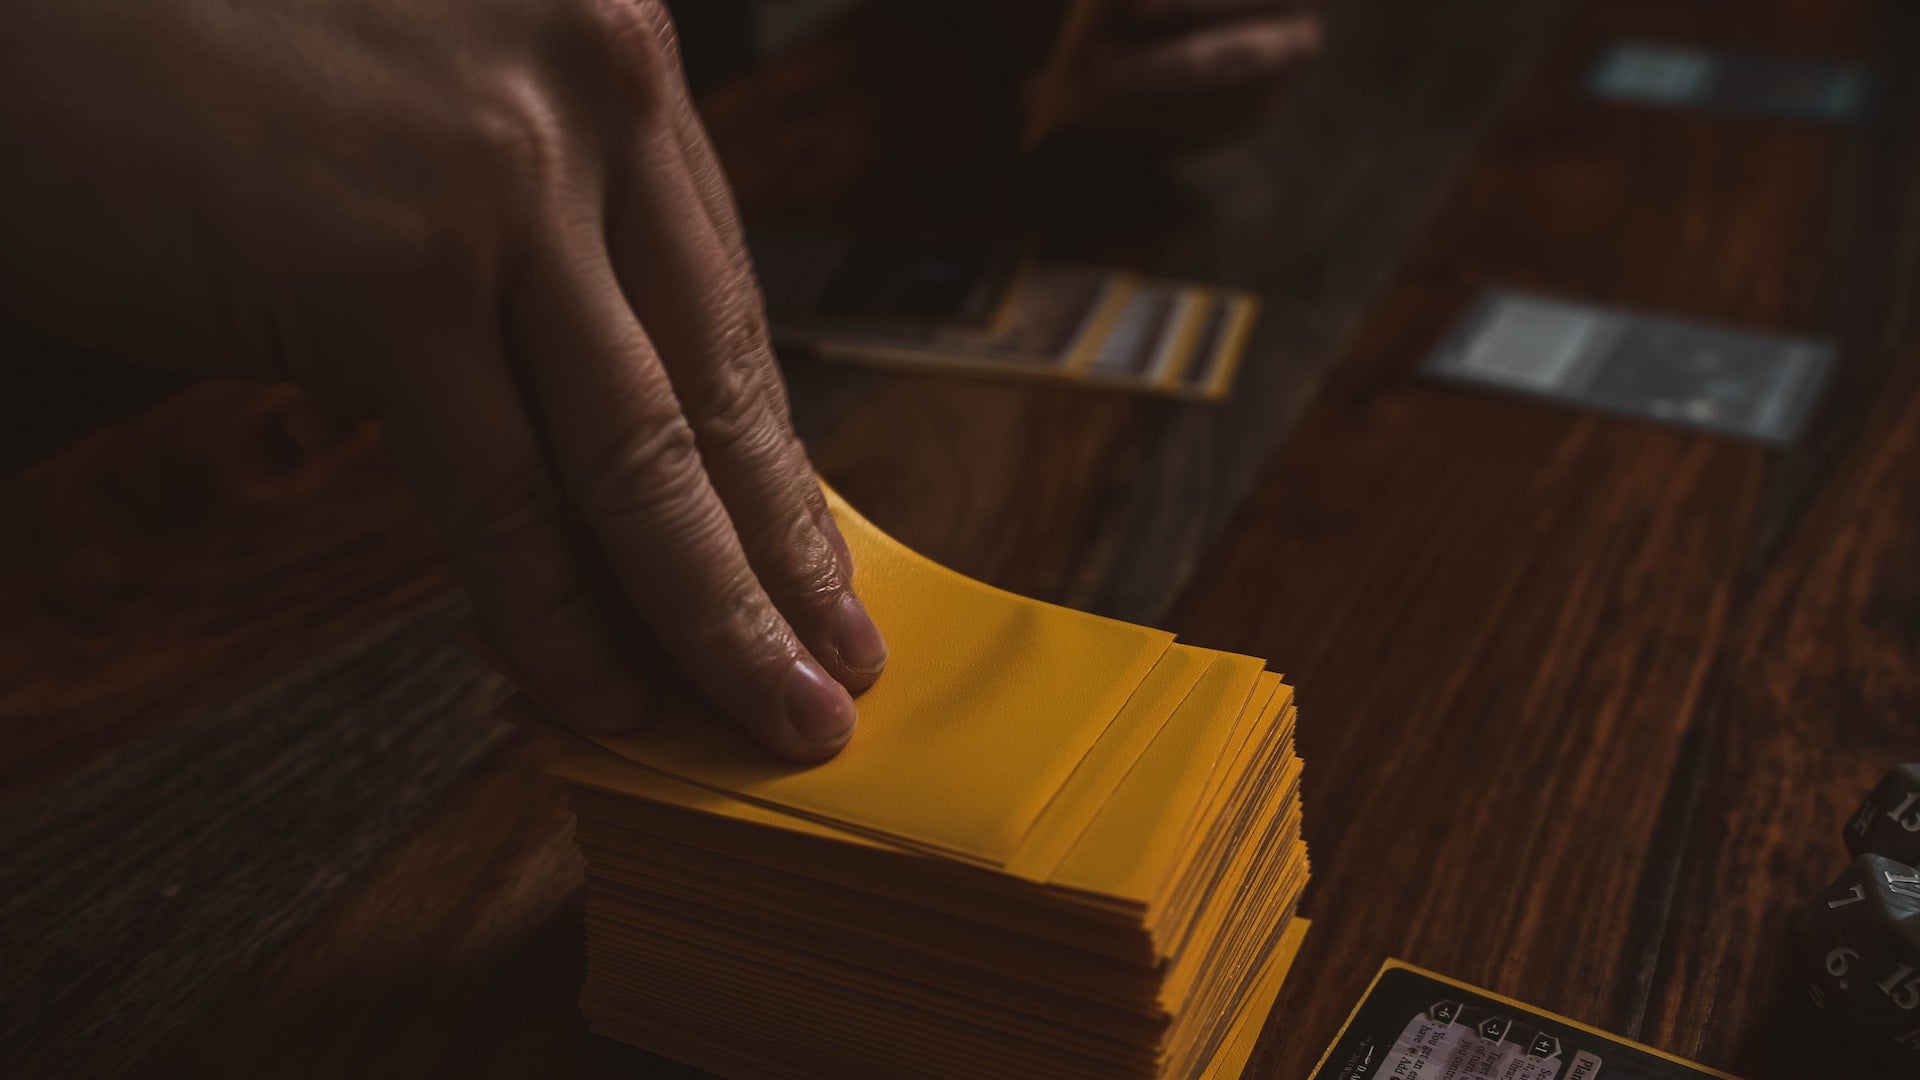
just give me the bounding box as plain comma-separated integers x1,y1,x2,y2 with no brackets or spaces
1792,854,1920,1053
1844,764,1920,865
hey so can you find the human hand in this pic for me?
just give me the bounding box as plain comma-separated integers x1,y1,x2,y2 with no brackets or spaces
0,0,886,760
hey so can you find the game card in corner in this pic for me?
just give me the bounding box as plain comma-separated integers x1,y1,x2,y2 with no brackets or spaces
1308,961,1743,1080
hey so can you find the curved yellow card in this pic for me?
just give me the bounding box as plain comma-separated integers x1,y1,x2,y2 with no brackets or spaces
577,485,1175,865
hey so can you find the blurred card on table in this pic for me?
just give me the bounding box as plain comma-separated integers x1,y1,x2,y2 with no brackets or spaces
1175,288,1260,401
1423,290,1833,444
753,227,1260,401
1589,42,1867,122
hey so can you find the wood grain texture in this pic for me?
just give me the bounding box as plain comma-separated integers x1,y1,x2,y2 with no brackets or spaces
10,0,1906,1077
1156,1,1891,1075
132,732,691,1080
0,586,507,1076
1639,349,1920,1076
1640,2,1920,1070
0,385,511,1078
0,385,456,796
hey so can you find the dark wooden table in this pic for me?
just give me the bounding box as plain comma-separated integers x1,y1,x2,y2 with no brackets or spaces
4,0,1916,1077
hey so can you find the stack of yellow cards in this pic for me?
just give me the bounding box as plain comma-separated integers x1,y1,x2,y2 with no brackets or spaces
506,488,1309,1078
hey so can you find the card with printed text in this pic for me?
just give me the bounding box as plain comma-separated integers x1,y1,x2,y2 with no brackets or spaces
1310,961,1743,1080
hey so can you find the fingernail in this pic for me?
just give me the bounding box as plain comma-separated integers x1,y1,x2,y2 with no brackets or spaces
832,592,889,675
784,658,858,747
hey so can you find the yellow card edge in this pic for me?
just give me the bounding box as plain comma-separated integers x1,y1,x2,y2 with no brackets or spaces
1004,644,1214,881
1075,280,1212,393
1153,287,1212,390
983,249,1039,338
1188,290,1260,402
1062,270,1140,375
1048,658,1274,906
1203,916,1311,1079
1306,959,1746,1080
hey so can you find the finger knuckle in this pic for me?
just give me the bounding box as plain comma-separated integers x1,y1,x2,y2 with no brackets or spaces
752,508,846,610
577,414,706,523
684,309,778,448
467,89,565,196
689,372,768,458
349,103,560,300
756,359,799,430
685,572,789,667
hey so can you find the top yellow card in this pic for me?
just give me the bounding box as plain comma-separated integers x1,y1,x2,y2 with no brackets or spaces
567,486,1174,866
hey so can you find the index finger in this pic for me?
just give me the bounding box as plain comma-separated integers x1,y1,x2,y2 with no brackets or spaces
602,14,888,693
507,242,859,763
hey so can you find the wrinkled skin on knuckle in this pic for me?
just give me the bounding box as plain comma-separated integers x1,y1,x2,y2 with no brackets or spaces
467,85,567,198
754,352,802,432
684,570,796,683
751,506,846,612
437,76,584,266
687,369,781,468
576,415,710,533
